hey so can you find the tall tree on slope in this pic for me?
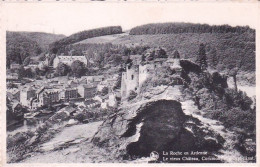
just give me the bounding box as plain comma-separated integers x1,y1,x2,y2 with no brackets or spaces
196,43,208,71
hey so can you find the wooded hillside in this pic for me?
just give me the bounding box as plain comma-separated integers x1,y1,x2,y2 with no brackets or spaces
6,31,66,68
6,32,42,68
18,32,65,51
112,32,255,72
129,23,255,35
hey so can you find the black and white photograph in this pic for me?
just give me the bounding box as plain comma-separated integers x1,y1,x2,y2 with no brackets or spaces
2,2,258,164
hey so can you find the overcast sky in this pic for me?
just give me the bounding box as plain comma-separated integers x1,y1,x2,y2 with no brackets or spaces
2,2,258,36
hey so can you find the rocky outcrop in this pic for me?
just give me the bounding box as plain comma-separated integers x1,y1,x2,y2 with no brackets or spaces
92,59,254,162
92,99,224,162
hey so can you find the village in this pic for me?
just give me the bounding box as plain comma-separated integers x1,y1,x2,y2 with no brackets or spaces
6,47,184,130
6,53,121,128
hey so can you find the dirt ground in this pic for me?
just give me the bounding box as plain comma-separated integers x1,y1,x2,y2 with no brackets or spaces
21,121,115,163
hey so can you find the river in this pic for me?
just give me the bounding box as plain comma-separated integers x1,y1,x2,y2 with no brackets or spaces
227,77,256,98
7,112,54,136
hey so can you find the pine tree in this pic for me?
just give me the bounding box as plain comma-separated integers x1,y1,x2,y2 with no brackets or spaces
196,43,208,70
211,47,218,67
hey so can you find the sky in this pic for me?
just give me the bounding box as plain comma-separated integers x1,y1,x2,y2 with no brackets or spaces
2,2,258,36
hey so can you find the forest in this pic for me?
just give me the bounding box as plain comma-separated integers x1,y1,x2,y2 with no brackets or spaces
6,32,42,68
112,32,255,73
129,22,255,35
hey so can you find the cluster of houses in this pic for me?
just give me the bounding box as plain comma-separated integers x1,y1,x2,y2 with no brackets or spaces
7,74,120,117
7,52,124,120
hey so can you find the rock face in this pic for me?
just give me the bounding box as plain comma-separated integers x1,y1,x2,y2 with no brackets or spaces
92,99,224,161
124,100,185,156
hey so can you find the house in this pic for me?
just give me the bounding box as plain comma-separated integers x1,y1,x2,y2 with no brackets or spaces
93,94,109,103
7,73,19,82
31,87,60,109
11,101,24,118
59,87,78,101
7,92,14,101
108,93,117,107
42,89,60,104
12,89,20,101
10,63,21,70
68,80,79,87
58,106,77,116
24,64,38,70
53,55,88,68
20,86,36,107
77,84,97,99
93,94,114,109
84,75,105,84
7,88,20,101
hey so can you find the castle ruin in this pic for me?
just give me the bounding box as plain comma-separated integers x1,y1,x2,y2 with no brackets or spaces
121,50,182,99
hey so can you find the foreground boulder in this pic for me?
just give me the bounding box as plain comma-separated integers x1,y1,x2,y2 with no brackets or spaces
92,99,224,162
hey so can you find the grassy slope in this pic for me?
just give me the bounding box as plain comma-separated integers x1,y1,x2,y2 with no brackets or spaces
74,33,128,45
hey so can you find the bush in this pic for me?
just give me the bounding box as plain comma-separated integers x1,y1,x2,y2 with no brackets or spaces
128,90,137,101
100,87,109,96
205,107,255,133
71,60,86,78
56,62,70,76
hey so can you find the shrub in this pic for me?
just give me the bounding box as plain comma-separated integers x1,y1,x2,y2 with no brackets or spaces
56,62,70,76
128,90,137,101
71,60,86,78
100,87,109,96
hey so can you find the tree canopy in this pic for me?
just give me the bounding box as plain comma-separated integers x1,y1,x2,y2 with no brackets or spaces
56,62,70,76
130,23,255,35
71,60,86,78
196,43,208,70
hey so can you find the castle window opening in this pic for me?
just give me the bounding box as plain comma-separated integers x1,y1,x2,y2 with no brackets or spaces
131,75,134,80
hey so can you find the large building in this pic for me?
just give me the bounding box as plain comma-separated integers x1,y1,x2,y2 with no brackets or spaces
53,55,88,68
